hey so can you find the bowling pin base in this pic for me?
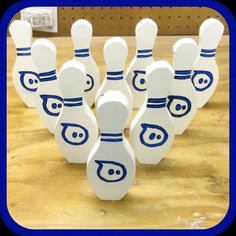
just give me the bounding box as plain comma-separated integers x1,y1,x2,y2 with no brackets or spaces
94,193,126,201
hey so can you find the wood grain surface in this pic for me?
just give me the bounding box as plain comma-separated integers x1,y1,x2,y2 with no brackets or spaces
7,35,229,229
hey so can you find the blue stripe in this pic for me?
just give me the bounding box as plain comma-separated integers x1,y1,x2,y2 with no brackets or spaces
64,97,82,102
147,97,166,109
64,102,83,107
147,98,166,103
74,48,89,53
147,104,166,108
175,75,191,79
200,53,215,57
39,75,57,82
107,71,123,76
17,53,31,56
175,70,192,75
75,53,90,57
201,49,216,53
101,138,123,142
107,76,123,80
39,70,56,77
16,47,31,51
137,49,152,53
101,133,122,137
137,54,152,58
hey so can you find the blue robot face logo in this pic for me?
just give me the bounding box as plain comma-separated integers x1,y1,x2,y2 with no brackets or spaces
132,70,147,92
167,95,191,118
84,74,94,92
61,123,89,145
19,71,39,92
139,123,168,147
40,95,63,116
95,160,127,183
191,70,213,92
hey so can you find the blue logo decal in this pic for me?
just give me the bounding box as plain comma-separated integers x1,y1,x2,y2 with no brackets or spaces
191,70,213,92
40,95,63,116
61,123,89,145
95,160,127,183
84,74,94,92
139,123,168,147
132,70,147,92
167,95,191,118
19,71,39,92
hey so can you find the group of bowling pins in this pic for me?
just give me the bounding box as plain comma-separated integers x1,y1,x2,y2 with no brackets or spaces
9,17,224,200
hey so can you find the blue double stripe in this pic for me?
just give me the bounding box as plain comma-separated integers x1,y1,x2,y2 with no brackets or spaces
64,97,83,107
100,133,123,142
174,70,192,79
147,98,166,108
17,47,31,56
39,70,57,82
200,49,216,57
74,48,90,57
107,71,123,80
137,49,152,58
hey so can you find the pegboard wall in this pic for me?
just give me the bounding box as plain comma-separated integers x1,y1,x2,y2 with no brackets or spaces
10,7,228,36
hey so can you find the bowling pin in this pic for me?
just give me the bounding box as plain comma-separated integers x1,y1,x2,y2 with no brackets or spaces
125,18,158,109
54,60,98,163
71,19,100,107
31,39,63,133
192,18,224,108
168,38,199,135
130,61,175,164
9,20,39,107
95,37,133,127
87,90,135,200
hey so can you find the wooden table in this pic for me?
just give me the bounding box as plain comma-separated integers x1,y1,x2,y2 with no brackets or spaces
7,36,229,229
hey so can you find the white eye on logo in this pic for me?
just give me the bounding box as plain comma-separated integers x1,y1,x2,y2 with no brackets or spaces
167,95,191,118
139,123,168,147
19,71,39,92
61,123,89,145
132,70,147,92
84,74,94,92
191,70,213,92
40,95,63,116
95,160,127,183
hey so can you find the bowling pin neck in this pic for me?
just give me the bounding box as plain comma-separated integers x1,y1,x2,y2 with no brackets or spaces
136,49,153,59
39,69,57,82
16,47,31,57
63,97,83,108
174,70,192,80
100,132,123,142
146,97,166,109
199,48,216,58
74,48,90,58
106,71,124,81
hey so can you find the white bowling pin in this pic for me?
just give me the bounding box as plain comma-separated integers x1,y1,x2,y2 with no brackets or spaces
31,39,63,133
168,38,199,135
130,61,175,164
87,90,135,200
54,60,98,163
9,20,39,107
71,19,100,107
125,18,158,109
192,18,224,108
95,37,133,127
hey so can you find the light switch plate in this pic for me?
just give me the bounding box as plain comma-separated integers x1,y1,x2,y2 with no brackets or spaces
20,7,58,33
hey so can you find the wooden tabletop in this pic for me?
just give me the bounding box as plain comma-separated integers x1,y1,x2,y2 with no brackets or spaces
7,36,229,229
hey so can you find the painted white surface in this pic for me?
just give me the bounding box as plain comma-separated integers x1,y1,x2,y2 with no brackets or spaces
125,18,158,109
130,61,175,164
87,91,135,200
54,60,98,163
